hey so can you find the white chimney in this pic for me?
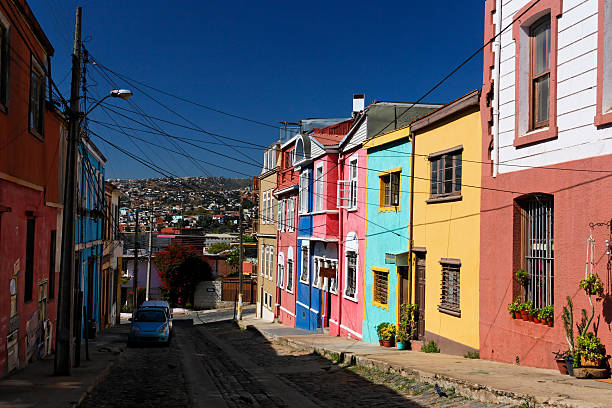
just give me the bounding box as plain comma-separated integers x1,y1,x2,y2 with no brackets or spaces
352,94,365,116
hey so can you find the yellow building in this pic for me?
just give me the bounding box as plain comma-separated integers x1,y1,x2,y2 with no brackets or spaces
256,142,280,322
409,90,481,355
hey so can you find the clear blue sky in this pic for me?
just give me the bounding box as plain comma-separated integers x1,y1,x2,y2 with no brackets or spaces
29,0,484,180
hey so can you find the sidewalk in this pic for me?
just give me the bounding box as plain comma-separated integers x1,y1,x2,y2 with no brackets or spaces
239,317,612,408
0,324,128,408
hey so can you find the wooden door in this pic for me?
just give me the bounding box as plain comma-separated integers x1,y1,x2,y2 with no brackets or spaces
414,253,426,339
398,266,410,306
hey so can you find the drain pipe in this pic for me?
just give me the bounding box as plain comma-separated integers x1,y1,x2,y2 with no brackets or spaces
337,153,343,336
492,0,502,177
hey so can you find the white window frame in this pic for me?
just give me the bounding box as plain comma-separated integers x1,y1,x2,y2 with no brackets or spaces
286,246,294,293
323,259,338,294
348,155,358,210
315,163,324,211
260,245,265,277
277,199,283,231
344,232,359,302
287,197,295,232
277,252,285,288
299,171,310,214
269,193,275,225
299,242,309,284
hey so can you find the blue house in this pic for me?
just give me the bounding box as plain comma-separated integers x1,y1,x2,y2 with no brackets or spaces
76,136,106,337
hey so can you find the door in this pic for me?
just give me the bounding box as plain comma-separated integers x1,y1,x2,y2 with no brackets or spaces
398,266,410,306
414,253,426,339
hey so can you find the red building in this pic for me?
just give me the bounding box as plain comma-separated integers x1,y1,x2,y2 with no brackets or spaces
0,0,65,376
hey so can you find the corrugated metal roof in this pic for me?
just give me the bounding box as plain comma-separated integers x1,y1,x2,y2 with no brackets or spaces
311,118,355,146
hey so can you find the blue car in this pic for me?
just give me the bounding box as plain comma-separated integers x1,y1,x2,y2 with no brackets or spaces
128,308,171,346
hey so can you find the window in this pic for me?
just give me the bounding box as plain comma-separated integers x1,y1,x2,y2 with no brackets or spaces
299,171,309,213
260,245,265,277
277,199,284,231
286,246,294,292
294,138,305,164
313,258,322,288
315,165,323,211
379,169,400,210
287,197,295,231
349,157,358,209
530,17,551,130
0,20,8,109
345,251,357,299
24,218,35,302
29,57,45,137
372,267,388,308
429,147,462,200
518,195,554,309
325,260,338,294
595,0,612,126
268,246,274,280
269,193,275,225
277,253,284,288
49,230,56,299
299,245,309,283
512,1,561,146
439,259,461,315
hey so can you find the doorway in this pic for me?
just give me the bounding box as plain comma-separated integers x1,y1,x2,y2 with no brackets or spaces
414,252,426,339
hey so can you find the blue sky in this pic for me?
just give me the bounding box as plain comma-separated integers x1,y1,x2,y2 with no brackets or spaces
29,1,484,179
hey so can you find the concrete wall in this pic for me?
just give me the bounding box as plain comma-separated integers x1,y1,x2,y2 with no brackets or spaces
194,281,223,309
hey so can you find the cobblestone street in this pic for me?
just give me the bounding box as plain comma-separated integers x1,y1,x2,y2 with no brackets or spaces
81,318,513,407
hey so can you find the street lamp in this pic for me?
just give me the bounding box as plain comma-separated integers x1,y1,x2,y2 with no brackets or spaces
83,89,133,119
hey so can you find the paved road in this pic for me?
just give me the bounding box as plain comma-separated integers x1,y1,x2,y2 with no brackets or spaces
82,314,509,408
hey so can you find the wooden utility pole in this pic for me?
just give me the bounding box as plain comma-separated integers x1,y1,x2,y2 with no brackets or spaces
146,214,153,301
54,6,82,375
132,210,139,314
237,199,244,320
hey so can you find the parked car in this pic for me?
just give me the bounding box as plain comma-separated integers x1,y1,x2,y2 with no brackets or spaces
128,309,171,346
140,300,173,333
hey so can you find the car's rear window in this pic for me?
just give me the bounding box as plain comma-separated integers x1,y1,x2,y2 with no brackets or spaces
135,310,166,322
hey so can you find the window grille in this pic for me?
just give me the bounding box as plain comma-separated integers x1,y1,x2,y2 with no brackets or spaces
345,252,357,298
300,246,309,283
524,196,554,308
440,262,460,313
277,261,284,288
373,269,388,305
286,259,293,291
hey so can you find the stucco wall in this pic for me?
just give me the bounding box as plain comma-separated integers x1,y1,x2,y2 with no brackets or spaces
412,109,481,353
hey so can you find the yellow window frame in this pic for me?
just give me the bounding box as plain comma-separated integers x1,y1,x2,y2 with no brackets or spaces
378,167,402,212
372,266,389,310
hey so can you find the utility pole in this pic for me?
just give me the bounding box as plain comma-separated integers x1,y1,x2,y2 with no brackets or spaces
146,214,153,301
54,6,82,376
132,210,139,314
237,198,244,320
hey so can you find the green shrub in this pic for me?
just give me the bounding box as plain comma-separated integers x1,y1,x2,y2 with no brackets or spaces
464,351,480,359
421,340,440,353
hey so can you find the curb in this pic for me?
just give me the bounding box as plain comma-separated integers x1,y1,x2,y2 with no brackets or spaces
74,345,128,407
239,322,602,408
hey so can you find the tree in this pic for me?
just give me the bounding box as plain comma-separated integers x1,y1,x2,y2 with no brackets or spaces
207,242,231,254
154,243,213,306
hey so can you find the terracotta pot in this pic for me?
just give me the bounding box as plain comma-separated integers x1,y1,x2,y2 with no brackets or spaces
379,339,384,346
533,317,540,324
555,358,568,375
520,311,529,321
547,320,553,327
382,339,394,347
580,356,601,367
514,311,521,319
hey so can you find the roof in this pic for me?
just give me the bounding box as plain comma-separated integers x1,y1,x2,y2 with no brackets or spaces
410,90,481,133
311,118,355,146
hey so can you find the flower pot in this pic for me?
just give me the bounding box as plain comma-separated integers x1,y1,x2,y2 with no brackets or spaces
520,311,529,321
397,341,409,350
514,311,521,319
379,339,384,346
580,356,601,367
555,358,568,375
565,356,575,376
547,320,553,327
382,339,394,347
533,317,540,324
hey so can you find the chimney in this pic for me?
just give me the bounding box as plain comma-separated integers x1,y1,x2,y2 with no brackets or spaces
352,94,365,117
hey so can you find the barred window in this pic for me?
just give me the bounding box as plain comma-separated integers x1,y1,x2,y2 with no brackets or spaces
286,259,293,292
430,150,462,198
299,245,309,283
439,259,461,315
519,195,554,309
345,251,357,299
372,268,388,306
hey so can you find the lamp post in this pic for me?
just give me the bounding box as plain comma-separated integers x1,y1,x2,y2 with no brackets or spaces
54,8,133,377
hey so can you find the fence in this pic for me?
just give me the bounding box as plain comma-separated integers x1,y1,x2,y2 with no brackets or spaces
221,278,256,303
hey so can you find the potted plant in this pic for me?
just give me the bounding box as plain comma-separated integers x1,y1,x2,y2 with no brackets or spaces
553,350,570,375
397,303,417,350
538,305,554,326
515,268,528,286
380,323,396,347
579,274,604,298
575,332,606,367
507,296,522,319
531,308,541,323
520,300,533,321
561,296,575,375
376,322,390,346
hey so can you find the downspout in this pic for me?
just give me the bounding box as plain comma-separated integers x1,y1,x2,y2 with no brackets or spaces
408,130,415,305
337,153,343,336
492,0,502,177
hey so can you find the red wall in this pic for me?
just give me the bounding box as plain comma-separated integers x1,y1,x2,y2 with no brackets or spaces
479,154,612,369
